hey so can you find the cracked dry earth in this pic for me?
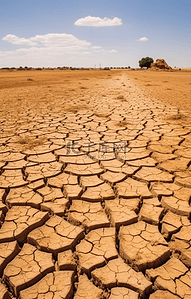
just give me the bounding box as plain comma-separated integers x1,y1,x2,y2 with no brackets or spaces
0,70,191,299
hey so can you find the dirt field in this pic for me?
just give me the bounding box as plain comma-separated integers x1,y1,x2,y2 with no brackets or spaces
0,69,191,299
126,68,191,113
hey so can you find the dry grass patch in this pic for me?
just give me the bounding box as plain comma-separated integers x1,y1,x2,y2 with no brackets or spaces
167,113,186,120
116,95,127,102
116,95,125,100
64,105,89,114
166,110,191,122
16,136,47,149
116,120,130,127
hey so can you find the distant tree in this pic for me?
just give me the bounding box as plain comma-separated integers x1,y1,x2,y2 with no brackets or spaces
139,57,154,69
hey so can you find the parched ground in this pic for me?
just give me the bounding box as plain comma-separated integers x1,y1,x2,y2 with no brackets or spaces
0,69,191,299
126,68,191,112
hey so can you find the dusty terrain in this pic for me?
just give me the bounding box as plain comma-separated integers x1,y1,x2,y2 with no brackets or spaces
127,68,191,113
0,69,191,298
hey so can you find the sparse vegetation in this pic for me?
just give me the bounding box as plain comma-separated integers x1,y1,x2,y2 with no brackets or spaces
116,120,129,127
17,136,47,149
64,105,89,113
167,111,186,121
116,95,125,100
139,57,154,69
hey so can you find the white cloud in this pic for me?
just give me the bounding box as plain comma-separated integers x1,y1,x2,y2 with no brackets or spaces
1,32,120,67
30,33,91,48
91,46,102,49
3,33,91,49
74,16,122,27
110,49,118,53
0,32,104,67
80,51,91,55
93,49,105,53
139,37,148,42
2,34,37,46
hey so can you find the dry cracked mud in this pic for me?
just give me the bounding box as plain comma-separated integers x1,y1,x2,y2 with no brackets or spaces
0,69,191,298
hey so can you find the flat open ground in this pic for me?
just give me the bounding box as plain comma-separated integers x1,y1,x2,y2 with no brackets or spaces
0,69,191,299
127,68,191,112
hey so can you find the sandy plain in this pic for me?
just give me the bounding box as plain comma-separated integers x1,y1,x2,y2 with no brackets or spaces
127,68,191,113
0,68,191,299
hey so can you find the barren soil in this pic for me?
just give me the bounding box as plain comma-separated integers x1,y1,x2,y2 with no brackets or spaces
0,69,191,299
127,68,191,113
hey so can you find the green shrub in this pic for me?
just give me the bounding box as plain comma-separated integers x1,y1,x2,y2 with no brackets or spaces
139,57,154,69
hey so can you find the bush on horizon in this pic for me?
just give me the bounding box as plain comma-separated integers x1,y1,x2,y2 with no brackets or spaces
139,57,154,69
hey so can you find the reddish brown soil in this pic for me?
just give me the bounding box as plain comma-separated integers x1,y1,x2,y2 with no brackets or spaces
0,69,191,299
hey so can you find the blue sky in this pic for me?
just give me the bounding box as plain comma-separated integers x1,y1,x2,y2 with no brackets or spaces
0,0,191,68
